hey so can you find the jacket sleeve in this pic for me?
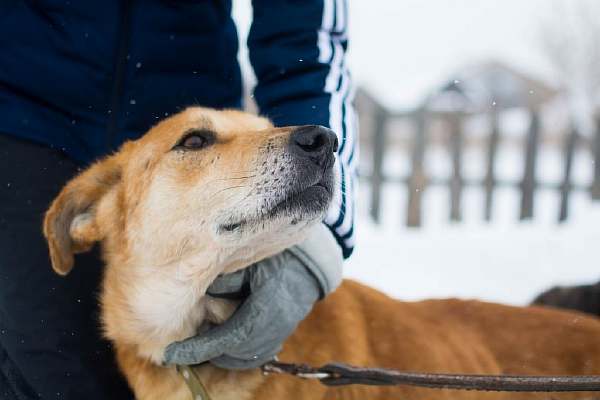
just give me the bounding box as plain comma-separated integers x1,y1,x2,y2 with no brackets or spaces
248,0,357,259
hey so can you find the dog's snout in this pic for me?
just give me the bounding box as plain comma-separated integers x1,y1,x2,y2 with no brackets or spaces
289,125,338,165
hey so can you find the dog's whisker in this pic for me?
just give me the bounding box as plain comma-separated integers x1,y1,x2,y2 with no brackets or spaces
206,187,258,214
212,185,248,196
215,175,256,181
214,191,249,208
201,175,256,187
220,190,254,210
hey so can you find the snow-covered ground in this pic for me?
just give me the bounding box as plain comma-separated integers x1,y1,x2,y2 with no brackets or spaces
345,184,600,306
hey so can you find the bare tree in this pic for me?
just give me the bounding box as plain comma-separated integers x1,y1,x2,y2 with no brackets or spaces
539,0,600,134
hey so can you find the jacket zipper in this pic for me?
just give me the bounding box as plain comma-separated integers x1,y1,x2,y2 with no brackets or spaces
106,0,133,152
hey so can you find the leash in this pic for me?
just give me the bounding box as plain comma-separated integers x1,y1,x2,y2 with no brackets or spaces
261,361,600,392
178,360,600,398
177,365,212,400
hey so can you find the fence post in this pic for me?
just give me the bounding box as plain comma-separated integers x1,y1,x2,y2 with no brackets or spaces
520,109,540,220
484,109,500,221
559,125,578,222
592,115,600,200
449,112,463,222
369,108,387,223
407,108,427,227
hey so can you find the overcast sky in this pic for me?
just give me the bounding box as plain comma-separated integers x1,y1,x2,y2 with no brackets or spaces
233,0,590,110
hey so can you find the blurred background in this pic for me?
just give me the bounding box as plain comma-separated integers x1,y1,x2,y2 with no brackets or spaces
233,0,600,305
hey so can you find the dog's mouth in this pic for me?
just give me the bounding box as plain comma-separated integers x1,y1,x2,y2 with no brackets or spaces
219,177,333,234
268,179,332,218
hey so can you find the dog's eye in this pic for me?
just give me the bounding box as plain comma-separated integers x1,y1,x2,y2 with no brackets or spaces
174,130,215,150
182,135,206,148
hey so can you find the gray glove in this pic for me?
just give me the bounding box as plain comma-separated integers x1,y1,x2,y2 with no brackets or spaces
163,224,343,369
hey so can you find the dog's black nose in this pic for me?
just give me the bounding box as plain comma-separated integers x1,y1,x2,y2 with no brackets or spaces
289,125,338,165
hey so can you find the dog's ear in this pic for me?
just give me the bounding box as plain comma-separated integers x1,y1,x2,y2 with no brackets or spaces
43,155,122,276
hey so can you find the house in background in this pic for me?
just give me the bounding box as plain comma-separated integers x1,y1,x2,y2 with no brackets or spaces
426,61,558,112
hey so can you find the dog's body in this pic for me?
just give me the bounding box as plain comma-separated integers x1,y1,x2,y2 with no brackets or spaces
100,279,600,400
43,108,600,400
108,279,600,400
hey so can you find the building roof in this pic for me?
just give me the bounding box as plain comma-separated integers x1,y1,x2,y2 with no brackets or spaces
425,61,559,112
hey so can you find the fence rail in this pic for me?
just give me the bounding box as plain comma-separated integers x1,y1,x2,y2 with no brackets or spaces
359,92,600,227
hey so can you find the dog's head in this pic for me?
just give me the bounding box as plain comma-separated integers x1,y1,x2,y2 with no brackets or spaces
44,107,337,276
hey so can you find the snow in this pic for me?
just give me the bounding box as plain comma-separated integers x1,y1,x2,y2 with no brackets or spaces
344,182,600,306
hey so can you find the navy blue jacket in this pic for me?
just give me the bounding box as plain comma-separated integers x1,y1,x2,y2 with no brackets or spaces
0,0,357,257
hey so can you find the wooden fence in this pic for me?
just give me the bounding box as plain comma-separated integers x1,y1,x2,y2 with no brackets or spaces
362,98,600,227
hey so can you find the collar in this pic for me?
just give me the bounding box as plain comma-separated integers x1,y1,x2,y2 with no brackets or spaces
176,364,212,400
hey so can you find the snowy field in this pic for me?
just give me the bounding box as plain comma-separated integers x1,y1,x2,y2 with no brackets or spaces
345,184,600,306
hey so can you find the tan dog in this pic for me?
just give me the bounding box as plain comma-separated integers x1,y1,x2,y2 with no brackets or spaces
44,107,600,400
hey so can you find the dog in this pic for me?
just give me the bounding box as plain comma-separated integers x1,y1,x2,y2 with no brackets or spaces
44,107,600,400
534,282,600,317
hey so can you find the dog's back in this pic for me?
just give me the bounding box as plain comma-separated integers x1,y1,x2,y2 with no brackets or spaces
253,280,600,400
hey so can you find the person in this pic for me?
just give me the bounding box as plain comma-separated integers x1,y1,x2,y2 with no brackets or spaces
0,1,357,398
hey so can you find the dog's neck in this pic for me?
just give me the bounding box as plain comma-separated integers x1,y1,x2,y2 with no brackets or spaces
100,239,293,365
100,215,314,366
101,242,242,363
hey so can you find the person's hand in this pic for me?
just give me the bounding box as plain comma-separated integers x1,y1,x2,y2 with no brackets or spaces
163,224,343,369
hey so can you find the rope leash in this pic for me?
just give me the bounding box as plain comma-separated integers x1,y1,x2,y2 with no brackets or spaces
261,361,600,392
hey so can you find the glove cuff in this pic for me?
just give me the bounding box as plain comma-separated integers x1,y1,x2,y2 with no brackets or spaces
287,223,344,298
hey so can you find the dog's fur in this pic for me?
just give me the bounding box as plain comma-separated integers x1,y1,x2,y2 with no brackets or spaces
44,107,600,400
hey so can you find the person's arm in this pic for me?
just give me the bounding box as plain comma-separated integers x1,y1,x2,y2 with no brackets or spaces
249,0,357,258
